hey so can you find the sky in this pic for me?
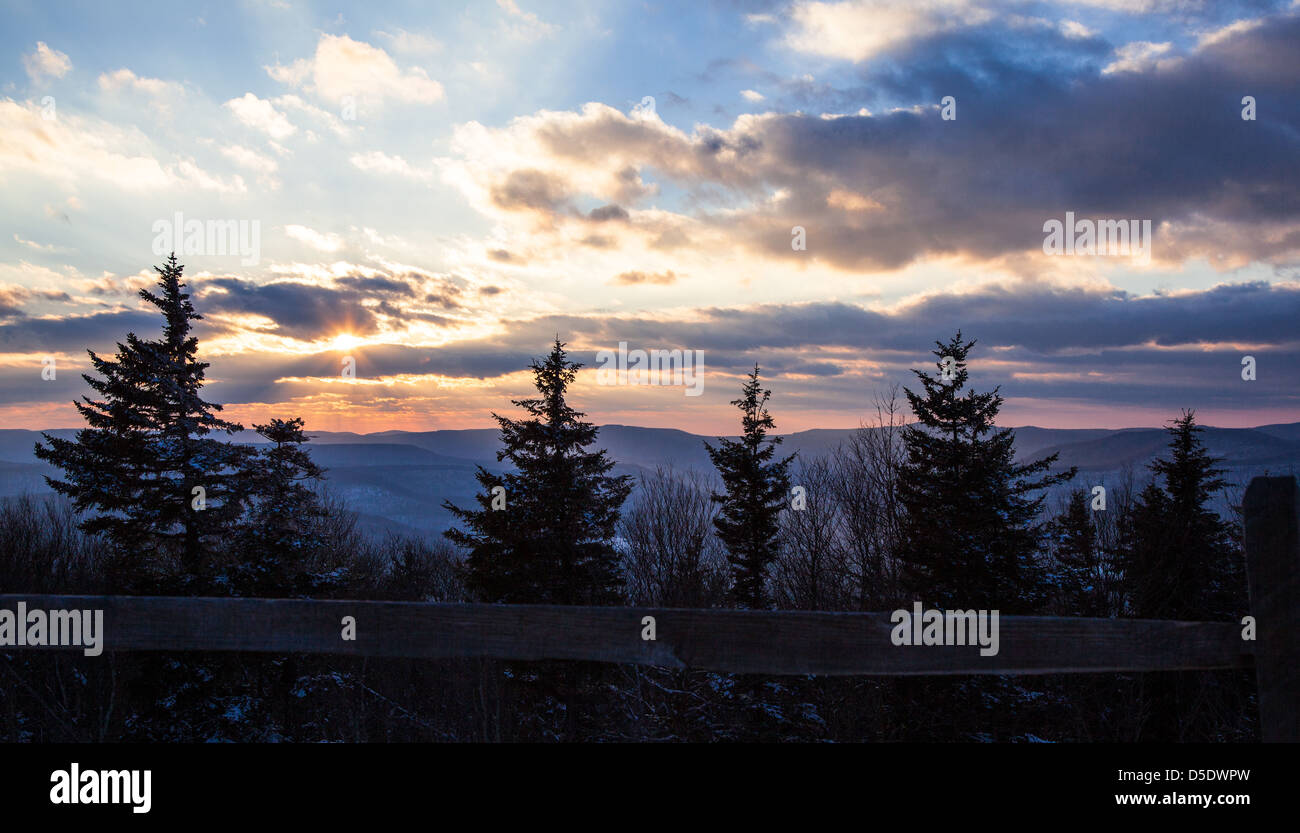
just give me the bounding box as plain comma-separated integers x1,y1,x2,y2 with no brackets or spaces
0,0,1297,435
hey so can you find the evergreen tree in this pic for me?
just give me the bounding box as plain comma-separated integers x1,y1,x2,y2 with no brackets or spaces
1119,411,1243,620
896,333,1075,612
35,254,247,591
444,338,632,605
1047,488,1107,616
705,365,794,609
227,417,331,597
1118,410,1249,742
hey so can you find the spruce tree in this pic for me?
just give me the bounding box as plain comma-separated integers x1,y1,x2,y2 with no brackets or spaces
1119,411,1248,742
1119,411,1242,620
444,338,632,605
35,254,247,591
1047,488,1107,616
896,333,1075,612
705,365,794,609
227,417,330,597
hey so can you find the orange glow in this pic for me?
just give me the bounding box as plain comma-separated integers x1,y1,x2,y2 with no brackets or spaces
328,332,364,352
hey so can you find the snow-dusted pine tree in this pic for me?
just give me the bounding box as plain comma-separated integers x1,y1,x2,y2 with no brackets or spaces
444,338,632,605
227,417,333,597
35,253,248,591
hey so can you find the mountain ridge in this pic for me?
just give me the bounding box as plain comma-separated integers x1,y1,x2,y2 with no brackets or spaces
3,423,1296,539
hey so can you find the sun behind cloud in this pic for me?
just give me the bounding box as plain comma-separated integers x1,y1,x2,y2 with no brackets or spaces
328,331,364,352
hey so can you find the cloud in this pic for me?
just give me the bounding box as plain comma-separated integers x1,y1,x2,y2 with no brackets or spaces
273,93,351,138
1102,40,1176,74
374,28,443,54
497,0,559,40
783,0,995,62
1197,18,1266,48
0,286,28,318
224,93,297,139
439,12,1300,271
13,235,58,253
1059,20,1097,39
22,42,72,81
202,278,382,340
283,225,344,252
97,68,185,99
266,34,444,105
4,274,1298,424
0,99,242,193
350,150,434,180
220,144,278,175
489,168,575,213
740,89,765,102
184,265,469,346
611,270,679,286
0,309,160,353
588,204,630,222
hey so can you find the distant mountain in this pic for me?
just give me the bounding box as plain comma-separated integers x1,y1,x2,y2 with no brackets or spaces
302,442,484,469
0,428,78,463
2,422,1297,539
361,428,501,461
1255,423,1300,444
1034,426,1300,472
1002,427,1118,460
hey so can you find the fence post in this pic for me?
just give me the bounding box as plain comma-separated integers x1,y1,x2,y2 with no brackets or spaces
1243,475,1300,742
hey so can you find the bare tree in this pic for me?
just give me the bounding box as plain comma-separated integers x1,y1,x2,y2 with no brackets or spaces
618,466,728,607
774,454,847,610
832,386,908,610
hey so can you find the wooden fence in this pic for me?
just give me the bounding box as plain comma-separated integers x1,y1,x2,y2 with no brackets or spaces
2,475,1296,739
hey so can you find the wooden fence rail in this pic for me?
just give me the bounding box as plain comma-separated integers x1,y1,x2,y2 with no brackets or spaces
0,593,1255,675
1,475,1295,738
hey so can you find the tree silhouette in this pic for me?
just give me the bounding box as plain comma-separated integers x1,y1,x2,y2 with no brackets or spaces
1120,410,1243,620
1047,488,1107,616
227,417,331,597
896,333,1074,612
444,338,631,605
706,365,794,609
1118,410,1248,741
35,254,248,591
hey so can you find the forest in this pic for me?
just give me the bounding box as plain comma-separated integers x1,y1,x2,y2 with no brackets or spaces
0,257,1255,742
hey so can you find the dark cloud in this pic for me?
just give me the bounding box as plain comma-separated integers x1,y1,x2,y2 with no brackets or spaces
0,289,26,319
333,275,414,294
2,279,1297,418
742,14,1300,268
588,204,630,222
0,285,73,319
481,10,1300,270
538,281,1300,357
424,290,460,309
203,278,383,339
490,169,573,213
198,272,462,341
0,309,162,353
